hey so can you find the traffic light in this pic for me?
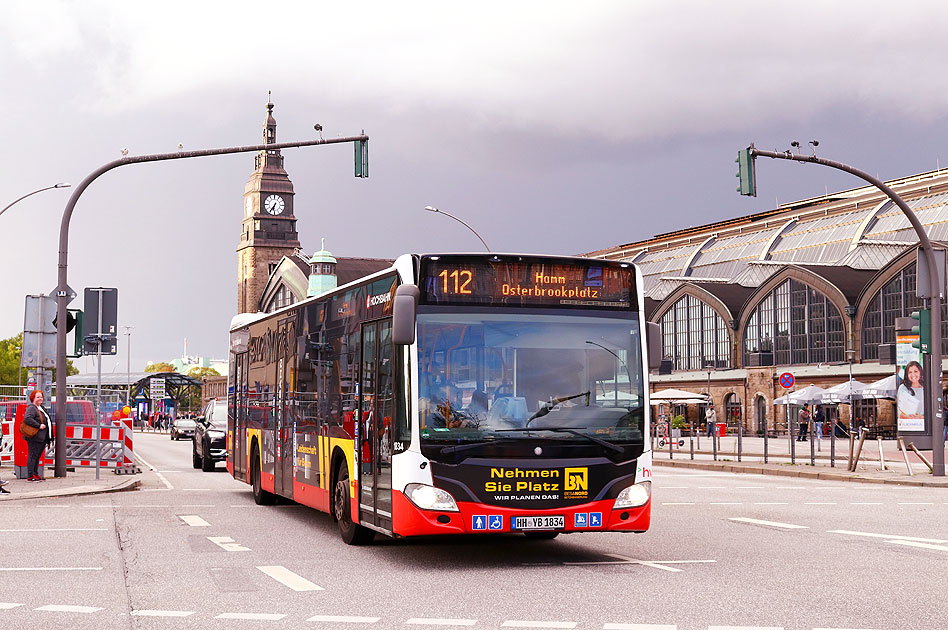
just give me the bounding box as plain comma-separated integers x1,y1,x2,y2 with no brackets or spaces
53,308,84,357
736,147,756,197
911,308,931,354
354,139,368,178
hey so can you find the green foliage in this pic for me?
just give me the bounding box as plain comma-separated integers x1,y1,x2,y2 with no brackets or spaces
671,414,687,429
145,362,176,373
0,333,77,384
187,367,221,379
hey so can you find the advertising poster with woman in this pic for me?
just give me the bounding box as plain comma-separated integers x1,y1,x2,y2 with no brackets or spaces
896,333,925,432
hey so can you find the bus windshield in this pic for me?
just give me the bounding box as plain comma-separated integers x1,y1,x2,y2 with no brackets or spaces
417,311,644,453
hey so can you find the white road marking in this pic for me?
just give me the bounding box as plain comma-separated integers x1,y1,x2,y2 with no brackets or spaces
0,528,107,532
0,567,102,571
728,517,808,529
897,502,934,505
256,565,323,591
131,610,195,617
215,612,287,620
828,530,948,544
0,603,23,609
179,515,211,527
208,536,251,552
886,540,948,552
135,453,173,490
604,625,677,630
501,622,576,629
561,554,715,573
405,619,478,626
35,605,104,613
307,615,380,623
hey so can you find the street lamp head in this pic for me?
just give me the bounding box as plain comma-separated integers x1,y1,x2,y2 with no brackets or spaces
54,182,71,188
424,206,439,213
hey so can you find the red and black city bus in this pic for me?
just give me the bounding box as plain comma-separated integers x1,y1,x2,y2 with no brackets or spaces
228,253,659,544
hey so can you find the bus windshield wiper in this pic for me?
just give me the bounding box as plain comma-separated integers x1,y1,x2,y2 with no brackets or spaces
525,391,590,426
440,438,518,455
496,427,624,453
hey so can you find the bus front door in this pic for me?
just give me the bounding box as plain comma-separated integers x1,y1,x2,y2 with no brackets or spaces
358,319,394,532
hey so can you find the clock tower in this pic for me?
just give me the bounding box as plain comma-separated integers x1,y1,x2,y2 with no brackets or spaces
237,99,301,314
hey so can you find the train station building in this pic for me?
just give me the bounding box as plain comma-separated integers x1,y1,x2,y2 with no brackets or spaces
586,169,948,436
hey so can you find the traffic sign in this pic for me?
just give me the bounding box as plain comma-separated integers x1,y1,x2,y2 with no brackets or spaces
779,372,795,389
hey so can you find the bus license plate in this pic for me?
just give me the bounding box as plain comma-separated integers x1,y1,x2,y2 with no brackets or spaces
512,515,565,530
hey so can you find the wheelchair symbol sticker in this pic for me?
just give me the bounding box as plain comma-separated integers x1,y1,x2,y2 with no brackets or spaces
488,515,503,530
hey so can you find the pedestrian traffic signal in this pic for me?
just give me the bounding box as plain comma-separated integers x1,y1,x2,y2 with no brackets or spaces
354,139,368,178
736,147,756,197
911,308,931,354
53,308,84,358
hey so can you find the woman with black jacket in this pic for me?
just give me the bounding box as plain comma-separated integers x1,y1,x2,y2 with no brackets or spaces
22,390,53,481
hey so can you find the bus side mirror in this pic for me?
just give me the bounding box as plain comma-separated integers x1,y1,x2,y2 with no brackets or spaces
393,284,420,345
646,321,661,371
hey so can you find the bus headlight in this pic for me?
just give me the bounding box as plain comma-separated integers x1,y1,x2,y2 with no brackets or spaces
405,483,460,512
614,481,650,509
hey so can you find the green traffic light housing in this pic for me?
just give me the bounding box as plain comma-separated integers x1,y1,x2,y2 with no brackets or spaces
736,147,757,197
910,308,931,354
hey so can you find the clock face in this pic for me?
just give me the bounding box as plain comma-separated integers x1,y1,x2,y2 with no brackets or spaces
264,194,285,215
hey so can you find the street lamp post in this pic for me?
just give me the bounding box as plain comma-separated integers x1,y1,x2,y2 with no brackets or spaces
0,182,71,219
424,206,491,252
124,326,133,405
741,145,945,476
54,134,368,477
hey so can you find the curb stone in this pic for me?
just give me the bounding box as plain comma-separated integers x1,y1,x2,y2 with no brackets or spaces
653,459,948,487
0,477,140,501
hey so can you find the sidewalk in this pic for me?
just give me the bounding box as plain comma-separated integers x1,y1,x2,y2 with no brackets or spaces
653,434,948,487
0,464,140,501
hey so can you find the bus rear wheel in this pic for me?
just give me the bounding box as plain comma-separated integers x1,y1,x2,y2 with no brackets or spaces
251,445,276,506
333,462,374,545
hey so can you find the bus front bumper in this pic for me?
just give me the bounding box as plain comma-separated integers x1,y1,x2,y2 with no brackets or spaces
391,490,650,537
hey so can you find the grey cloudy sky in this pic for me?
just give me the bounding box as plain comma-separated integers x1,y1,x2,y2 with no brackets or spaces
2,1,948,373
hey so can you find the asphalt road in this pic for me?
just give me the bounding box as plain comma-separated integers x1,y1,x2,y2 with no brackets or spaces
0,433,944,630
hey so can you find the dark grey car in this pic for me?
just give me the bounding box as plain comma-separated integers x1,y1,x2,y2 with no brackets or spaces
193,400,227,472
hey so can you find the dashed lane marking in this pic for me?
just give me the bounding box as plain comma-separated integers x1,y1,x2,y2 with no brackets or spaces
405,618,478,626
828,530,948,544
501,622,576,629
561,554,715,573
179,515,211,527
35,605,104,613
0,603,23,610
885,540,948,552
0,567,102,572
131,610,195,617
307,615,380,623
208,536,251,552
215,612,287,620
256,565,323,591
728,517,808,530
897,502,934,505
0,528,107,532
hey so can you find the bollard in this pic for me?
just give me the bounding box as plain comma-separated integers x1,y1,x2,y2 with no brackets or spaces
907,442,934,473
763,415,769,464
737,420,742,463
850,427,868,472
877,437,886,471
830,417,836,468
668,418,673,460
790,414,796,465
689,423,694,460
898,437,914,476
846,431,856,470
809,417,815,467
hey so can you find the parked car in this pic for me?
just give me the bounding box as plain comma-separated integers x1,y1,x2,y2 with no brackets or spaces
193,399,227,472
171,415,196,441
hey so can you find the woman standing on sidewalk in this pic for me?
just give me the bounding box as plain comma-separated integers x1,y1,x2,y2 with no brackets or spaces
23,390,53,481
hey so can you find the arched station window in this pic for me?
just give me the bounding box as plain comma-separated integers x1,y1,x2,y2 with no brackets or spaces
743,279,844,365
659,295,730,371
724,392,742,428
862,261,948,359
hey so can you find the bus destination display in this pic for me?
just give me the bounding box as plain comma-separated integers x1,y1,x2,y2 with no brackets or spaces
421,257,634,308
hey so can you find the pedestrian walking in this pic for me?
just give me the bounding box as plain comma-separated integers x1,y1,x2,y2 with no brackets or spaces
22,390,54,481
705,404,717,438
813,406,824,440
797,403,810,442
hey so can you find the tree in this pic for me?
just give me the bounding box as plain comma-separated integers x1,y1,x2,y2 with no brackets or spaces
145,362,176,373
0,333,78,385
187,367,221,379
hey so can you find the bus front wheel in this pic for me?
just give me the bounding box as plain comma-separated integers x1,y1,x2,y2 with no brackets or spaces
333,462,374,545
